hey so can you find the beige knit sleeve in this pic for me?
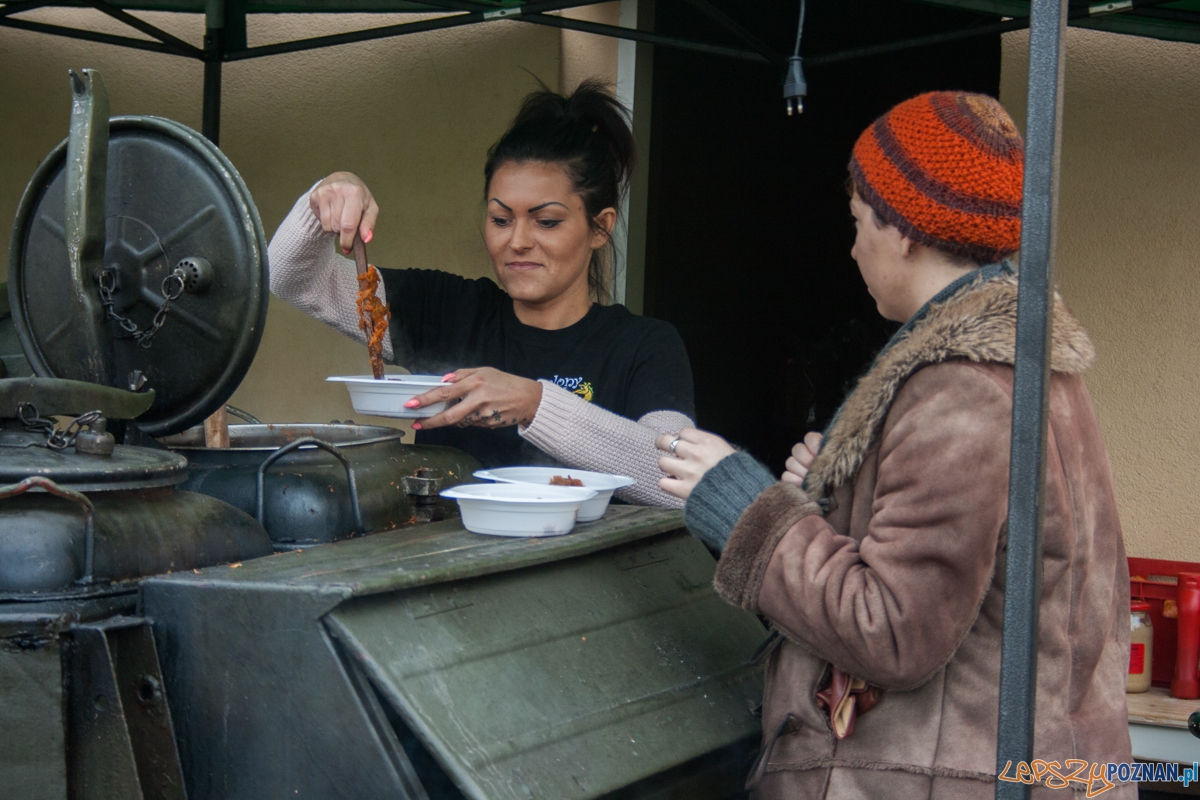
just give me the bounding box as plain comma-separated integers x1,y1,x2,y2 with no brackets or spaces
267,187,394,362
518,381,689,508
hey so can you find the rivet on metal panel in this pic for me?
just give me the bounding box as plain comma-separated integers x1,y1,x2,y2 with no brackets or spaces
136,675,162,706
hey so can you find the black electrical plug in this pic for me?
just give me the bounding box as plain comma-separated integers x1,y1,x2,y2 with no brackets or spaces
784,55,806,115
784,0,807,115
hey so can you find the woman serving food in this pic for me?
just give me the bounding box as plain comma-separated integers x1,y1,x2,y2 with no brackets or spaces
268,81,693,505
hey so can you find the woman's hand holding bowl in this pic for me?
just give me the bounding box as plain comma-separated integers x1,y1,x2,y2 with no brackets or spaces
655,428,736,500
407,368,543,431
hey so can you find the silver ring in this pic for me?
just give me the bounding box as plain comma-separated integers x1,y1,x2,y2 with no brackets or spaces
669,437,681,456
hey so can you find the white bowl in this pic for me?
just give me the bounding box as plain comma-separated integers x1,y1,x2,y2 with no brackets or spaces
440,483,598,537
473,467,635,522
326,374,448,418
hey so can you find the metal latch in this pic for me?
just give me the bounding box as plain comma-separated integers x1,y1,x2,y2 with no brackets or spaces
402,468,446,524
16,405,114,456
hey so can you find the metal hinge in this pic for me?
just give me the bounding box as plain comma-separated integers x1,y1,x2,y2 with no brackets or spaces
483,6,521,19
1089,1,1133,16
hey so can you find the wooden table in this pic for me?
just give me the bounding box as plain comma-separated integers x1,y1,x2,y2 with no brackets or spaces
1127,687,1200,765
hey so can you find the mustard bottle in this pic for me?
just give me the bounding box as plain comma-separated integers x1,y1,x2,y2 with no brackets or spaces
1128,599,1153,693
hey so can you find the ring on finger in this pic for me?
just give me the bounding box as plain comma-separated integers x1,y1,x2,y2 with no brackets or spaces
669,437,681,456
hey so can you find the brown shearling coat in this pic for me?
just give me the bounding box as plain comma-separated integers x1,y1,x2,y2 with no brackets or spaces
714,275,1133,799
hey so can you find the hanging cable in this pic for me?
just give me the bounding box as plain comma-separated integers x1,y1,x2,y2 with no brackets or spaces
784,0,807,114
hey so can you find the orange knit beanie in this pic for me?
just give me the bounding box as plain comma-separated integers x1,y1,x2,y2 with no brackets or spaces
849,91,1024,264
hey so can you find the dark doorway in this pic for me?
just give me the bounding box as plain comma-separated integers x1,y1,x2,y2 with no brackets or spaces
643,0,1002,472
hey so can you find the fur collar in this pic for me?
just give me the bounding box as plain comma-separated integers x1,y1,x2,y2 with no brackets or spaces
803,274,1095,504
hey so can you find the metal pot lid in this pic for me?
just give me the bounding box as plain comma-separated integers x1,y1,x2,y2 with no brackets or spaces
7,71,268,438
0,444,186,491
0,377,182,490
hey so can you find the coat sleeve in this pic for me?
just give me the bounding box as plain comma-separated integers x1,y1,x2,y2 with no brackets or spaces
714,362,1012,690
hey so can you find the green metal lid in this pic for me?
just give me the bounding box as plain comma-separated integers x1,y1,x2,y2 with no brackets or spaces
0,444,187,491
0,377,182,489
7,70,268,438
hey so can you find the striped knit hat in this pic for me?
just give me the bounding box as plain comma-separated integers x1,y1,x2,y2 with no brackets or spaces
849,92,1024,264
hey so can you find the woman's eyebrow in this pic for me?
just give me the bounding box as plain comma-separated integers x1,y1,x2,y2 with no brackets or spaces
528,201,568,212
489,198,513,211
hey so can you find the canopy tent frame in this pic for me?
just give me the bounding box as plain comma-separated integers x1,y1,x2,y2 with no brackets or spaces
4,0,1199,140
3,1,1198,797
923,0,1200,42
0,0,794,143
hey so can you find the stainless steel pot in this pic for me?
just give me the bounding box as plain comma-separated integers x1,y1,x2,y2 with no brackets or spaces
160,423,481,549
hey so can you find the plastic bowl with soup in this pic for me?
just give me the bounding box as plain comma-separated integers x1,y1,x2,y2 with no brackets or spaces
440,483,598,537
473,467,635,522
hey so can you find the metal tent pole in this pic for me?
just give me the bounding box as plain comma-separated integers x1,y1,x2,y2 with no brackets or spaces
202,40,222,145
202,0,223,144
994,0,1068,797
202,0,243,145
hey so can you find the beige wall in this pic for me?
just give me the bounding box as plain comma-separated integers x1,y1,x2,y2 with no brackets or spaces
560,2,621,93
1000,28,1200,560
1,9,619,431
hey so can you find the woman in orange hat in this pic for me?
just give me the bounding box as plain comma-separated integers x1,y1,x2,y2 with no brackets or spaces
656,92,1133,799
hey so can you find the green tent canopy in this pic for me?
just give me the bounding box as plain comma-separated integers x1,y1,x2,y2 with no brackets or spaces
917,0,1200,44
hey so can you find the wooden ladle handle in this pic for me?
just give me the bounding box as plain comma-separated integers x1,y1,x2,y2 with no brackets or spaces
351,231,369,277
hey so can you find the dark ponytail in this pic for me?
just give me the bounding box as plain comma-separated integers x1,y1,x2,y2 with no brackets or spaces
484,80,635,304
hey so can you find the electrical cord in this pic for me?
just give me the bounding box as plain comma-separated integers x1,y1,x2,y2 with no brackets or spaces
785,0,807,115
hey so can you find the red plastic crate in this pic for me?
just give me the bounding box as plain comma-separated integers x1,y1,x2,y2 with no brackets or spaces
1128,557,1200,688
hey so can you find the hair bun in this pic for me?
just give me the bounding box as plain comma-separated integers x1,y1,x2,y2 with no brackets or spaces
492,79,635,194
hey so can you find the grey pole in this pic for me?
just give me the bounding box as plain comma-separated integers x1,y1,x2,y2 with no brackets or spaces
994,0,1068,798
202,0,223,145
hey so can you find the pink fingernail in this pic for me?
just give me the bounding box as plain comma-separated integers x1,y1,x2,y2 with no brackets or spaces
364,230,373,243
403,399,420,408
411,422,422,430
342,248,351,255
442,373,456,381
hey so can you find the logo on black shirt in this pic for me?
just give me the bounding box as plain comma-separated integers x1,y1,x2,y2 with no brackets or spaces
550,375,594,402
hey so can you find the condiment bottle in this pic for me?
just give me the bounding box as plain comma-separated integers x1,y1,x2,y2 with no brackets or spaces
1171,572,1200,699
1128,600,1153,693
